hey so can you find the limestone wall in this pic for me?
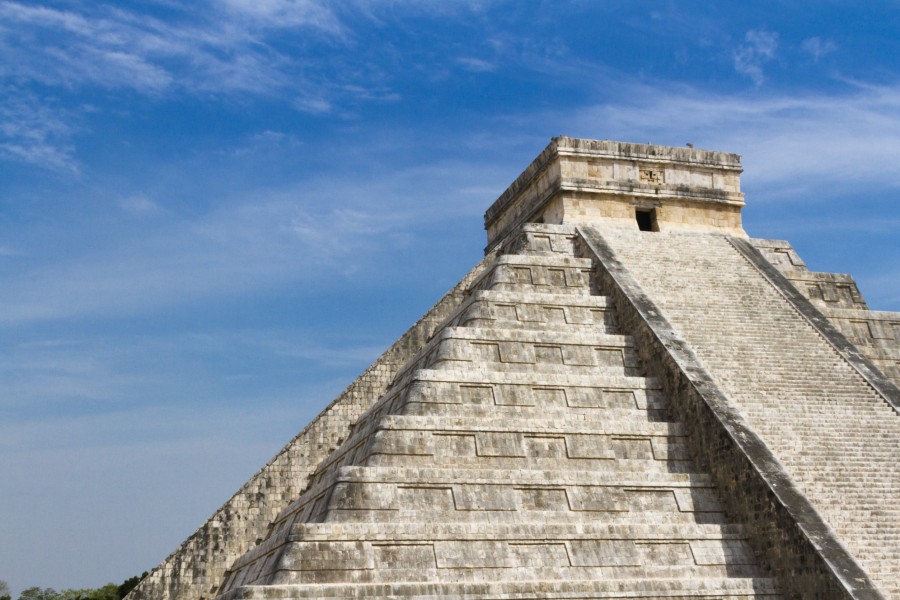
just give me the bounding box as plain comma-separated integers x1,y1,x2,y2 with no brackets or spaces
127,255,493,600
484,137,746,251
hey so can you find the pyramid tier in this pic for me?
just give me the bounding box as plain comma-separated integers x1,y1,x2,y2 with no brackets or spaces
450,289,618,332
226,521,763,588
499,223,582,257
393,326,642,388
306,412,694,490
306,465,727,523
356,369,666,432
468,254,594,295
339,370,669,475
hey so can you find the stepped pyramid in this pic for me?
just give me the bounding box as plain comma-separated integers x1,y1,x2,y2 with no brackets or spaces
129,137,900,600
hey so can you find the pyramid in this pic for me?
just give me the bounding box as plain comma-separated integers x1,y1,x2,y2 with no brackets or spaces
129,137,900,600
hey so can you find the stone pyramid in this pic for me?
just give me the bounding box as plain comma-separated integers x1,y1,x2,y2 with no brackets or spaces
129,137,900,600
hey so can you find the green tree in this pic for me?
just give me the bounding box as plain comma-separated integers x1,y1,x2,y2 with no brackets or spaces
88,584,117,600
56,590,89,600
115,573,147,600
10,573,147,600
18,587,58,600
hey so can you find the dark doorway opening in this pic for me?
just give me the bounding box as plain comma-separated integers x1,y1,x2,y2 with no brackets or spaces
635,208,657,232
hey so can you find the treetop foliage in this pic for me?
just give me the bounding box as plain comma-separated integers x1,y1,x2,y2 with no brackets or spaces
2,573,148,600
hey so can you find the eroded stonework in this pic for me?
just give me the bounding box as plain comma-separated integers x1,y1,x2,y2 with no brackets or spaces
129,138,899,600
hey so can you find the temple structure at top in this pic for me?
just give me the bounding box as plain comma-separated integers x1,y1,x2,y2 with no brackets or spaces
128,137,900,600
484,137,746,247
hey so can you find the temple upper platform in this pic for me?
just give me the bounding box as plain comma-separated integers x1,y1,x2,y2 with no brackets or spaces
484,136,746,251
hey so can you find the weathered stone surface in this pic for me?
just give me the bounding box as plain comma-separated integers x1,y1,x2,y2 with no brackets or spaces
484,137,746,250
132,137,898,600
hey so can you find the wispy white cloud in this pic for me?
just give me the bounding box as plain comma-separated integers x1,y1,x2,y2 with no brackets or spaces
0,326,384,414
0,1,316,94
227,129,305,156
0,0,458,168
0,0,520,102
294,94,333,115
802,36,837,62
0,0,304,169
221,0,343,34
0,202,349,324
0,345,148,405
0,89,79,172
0,151,499,326
118,194,164,215
562,79,900,193
456,56,496,72
734,29,778,85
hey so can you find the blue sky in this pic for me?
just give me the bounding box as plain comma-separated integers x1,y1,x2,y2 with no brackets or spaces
1,0,898,594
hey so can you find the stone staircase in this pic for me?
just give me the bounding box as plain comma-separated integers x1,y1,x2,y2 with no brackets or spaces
214,224,781,600
599,229,899,599
750,239,900,387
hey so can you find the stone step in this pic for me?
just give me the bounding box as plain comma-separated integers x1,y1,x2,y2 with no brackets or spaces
432,326,635,350
367,413,686,436
400,402,671,421
802,488,900,498
365,452,697,473
320,506,728,526
311,452,696,495
470,289,611,308
352,382,673,437
220,577,782,599
404,367,660,389
817,510,900,521
741,412,895,423
476,252,594,270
